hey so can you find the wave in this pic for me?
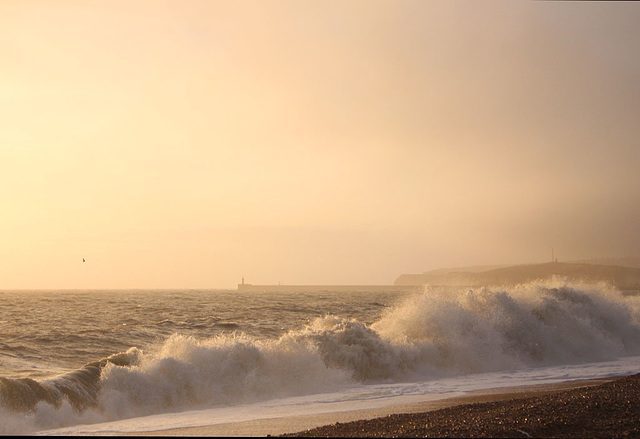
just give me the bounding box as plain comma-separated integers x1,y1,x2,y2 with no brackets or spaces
2,278,640,433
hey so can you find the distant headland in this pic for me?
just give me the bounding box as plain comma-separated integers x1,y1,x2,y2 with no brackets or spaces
395,258,640,290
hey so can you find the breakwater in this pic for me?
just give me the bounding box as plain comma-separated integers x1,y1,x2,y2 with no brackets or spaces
237,284,423,292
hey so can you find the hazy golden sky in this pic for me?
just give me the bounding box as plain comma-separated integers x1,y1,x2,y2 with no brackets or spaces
2,0,639,289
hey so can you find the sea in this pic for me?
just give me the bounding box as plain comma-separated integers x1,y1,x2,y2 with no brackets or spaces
1,278,640,435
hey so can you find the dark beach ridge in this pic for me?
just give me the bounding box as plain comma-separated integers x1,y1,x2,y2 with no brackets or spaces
280,373,640,438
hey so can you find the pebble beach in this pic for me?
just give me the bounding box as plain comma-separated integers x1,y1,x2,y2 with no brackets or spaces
280,373,640,438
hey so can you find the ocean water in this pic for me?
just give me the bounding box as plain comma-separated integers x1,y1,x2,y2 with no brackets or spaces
1,278,640,435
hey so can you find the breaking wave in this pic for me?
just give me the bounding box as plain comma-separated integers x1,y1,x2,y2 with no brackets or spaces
2,278,640,433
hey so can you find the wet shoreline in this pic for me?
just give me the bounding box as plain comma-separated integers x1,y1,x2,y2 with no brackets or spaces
282,373,640,437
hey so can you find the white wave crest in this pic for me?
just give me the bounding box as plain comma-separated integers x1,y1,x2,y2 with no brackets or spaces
373,278,640,373
97,332,352,420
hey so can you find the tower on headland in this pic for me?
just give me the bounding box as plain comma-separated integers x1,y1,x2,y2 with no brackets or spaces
552,248,558,263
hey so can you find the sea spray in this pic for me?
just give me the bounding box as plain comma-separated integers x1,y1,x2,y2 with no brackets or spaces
96,332,353,420
373,278,640,372
282,315,442,382
2,279,640,434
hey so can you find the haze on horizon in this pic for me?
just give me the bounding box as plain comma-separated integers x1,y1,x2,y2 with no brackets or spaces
1,1,639,289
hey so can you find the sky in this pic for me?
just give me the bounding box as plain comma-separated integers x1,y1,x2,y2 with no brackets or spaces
1,0,639,289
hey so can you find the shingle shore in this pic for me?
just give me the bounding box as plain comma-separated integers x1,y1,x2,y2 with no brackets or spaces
281,373,640,438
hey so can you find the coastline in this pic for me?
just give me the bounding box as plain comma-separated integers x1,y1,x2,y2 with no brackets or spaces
129,376,622,437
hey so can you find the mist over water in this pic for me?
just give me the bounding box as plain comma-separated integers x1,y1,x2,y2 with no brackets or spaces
1,279,640,433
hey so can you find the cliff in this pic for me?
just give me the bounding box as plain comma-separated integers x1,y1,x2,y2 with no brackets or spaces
395,262,640,290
